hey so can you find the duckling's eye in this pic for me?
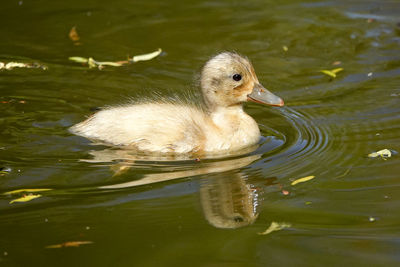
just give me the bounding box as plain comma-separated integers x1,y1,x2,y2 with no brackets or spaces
232,74,242,81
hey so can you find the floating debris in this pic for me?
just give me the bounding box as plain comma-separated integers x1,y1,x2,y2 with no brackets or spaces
369,216,376,222
258,221,291,235
281,190,290,195
320,68,343,78
0,99,27,104
4,188,52,195
0,61,48,70
69,48,162,70
46,241,93,249
131,48,162,62
5,188,52,204
332,61,342,66
0,167,11,176
69,57,124,69
69,26,81,45
291,175,315,186
9,194,41,204
368,149,392,160
282,45,288,52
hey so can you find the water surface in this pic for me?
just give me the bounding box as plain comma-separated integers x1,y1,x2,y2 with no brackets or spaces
1,0,400,266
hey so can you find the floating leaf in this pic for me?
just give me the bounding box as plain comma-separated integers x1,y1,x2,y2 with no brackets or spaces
9,194,41,204
0,167,11,176
258,222,291,235
87,57,97,68
5,62,27,69
320,68,343,78
4,188,52,195
291,175,315,186
69,57,88,63
69,48,162,69
46,241,93,249
281,190,290,195
69,26,80,44
368,149,392,159
0,62,47,70
95,61,123,67
131,48,162,62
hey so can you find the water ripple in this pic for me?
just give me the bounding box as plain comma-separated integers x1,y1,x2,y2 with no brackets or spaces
256,107,331,178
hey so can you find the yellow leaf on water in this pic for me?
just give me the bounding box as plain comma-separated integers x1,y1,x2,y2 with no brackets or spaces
132,48,162,62
4,188,52,195
88,57,97,68
69,57,123,69
5,62,27,69
69,48,162,69
46,241,93,249
69,57,89,63
96,61,123,67
331,68,344,74
291,175,315,186
320,68,343,78
0,62,47,70
258,221,291,235
9,194,41,204
368,149,392,159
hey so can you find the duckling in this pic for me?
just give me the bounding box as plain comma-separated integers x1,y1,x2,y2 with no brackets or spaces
70,52,284,155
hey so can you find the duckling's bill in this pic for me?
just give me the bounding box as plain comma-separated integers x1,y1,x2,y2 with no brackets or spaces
247,83,284,107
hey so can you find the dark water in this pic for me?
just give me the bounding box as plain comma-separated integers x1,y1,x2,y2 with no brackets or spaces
1,0,400,266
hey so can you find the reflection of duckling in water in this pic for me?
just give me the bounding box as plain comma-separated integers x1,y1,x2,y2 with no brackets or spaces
95,154,263,229
200,172,260,229
70,52,284,156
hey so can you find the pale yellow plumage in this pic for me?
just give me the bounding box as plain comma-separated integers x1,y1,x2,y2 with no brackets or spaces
70,52,284,155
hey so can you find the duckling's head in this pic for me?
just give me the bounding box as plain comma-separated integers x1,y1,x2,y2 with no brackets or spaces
200,52,284,110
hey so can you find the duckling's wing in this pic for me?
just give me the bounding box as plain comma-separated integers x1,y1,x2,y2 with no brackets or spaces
70,103,208,153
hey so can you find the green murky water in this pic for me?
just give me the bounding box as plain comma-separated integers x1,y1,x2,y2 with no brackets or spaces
1,0,400,266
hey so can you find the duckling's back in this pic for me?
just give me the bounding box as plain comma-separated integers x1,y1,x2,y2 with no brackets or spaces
70,103,211,154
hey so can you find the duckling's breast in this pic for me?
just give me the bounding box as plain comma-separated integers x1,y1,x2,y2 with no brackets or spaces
202,109,261,152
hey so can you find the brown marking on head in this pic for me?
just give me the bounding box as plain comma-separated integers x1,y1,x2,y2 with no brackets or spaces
232,80,254,98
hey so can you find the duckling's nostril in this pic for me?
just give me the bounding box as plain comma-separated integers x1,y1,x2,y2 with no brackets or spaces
233,216,244,222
